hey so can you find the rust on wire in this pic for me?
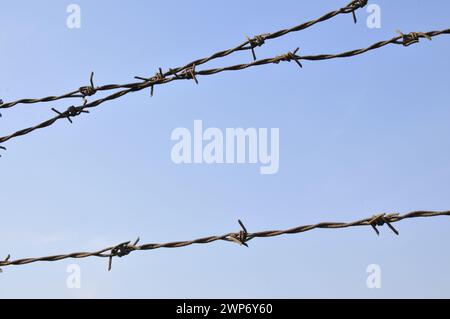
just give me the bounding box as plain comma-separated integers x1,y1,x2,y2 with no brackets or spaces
79,72,97,97
396,30,433,47
369,214,400,236
181,64,199,84
135,68,165,97
51,106,90,124
275,47,303,68
346,0,368,24
0,210,448,272
108,237,140,271
229,220,249,247
247,34,269,61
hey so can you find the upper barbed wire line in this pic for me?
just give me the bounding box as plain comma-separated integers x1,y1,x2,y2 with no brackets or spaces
0,28,448,145
0,210,448,271
0,0,366,111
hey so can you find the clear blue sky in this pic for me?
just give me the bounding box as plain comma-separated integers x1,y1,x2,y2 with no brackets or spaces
1,0,449,298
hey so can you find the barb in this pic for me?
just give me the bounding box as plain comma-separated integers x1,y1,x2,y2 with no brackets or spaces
0,0,367,111
0,210,448,271
229,220,249,247
79,72,97,97
135,68,165,97
369,214,400,236
274,47,303,68
51,106,90,124
182,64,199,84
1,28,448,146
345,0,368,24
0,255,11,273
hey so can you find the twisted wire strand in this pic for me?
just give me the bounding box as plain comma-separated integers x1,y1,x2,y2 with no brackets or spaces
0,210,448,271
0,0,366,111
0,29,448,146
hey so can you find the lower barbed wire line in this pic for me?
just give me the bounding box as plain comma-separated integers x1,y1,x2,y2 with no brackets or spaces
0,28,448,146
0,0,367,111
0,210,448,271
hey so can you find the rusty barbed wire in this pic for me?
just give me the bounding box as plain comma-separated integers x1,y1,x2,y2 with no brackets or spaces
0,28,448,147
0,0,367,112
0,210,448,272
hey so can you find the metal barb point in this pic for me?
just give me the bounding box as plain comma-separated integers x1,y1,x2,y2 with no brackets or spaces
0,255,10,273
150,68,166,97
79,72,97,97
52,106,89,124
89,72,95,87
134,76,148,81
247,34,268,61
136,69,166,97
184,64,199,84
0,145,5,157
348,0,368,24
369,214,400,236
51,108,72,123
292,47,303,68
276,48,302,69
231,219,249,247
352,11,357,24
108,240,136,271
397,30,432,47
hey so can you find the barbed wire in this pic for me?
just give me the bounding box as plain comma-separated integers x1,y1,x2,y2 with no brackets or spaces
0,28,448,148
0,3,448,274
0,210,448,272
0,0,367,112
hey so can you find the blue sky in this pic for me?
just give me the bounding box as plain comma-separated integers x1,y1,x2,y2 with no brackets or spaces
0,0,449,298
